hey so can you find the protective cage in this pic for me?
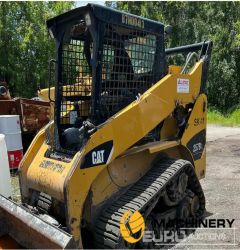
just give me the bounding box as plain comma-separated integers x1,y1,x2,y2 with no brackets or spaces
100,24,159,122
47,4,166,151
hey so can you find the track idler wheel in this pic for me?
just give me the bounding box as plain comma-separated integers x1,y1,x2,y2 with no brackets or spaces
190,195,200,217
163,172,188,206
93,158,205,249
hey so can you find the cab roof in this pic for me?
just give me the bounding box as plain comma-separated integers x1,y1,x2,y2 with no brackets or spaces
47,4,164,36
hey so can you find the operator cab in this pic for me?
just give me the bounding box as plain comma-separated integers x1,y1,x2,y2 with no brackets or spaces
47,4,166,152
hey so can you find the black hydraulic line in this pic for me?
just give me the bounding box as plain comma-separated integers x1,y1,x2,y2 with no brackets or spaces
165,41,212,55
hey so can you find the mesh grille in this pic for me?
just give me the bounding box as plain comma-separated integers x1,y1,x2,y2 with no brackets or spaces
59,22,158,128
99,24,157,120
60,38,92,127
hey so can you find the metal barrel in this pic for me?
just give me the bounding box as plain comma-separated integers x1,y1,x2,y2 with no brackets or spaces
0,195,75,249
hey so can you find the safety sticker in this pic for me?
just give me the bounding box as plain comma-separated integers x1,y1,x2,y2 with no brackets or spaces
177,78,190,93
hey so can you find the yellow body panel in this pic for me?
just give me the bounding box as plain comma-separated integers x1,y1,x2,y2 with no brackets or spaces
160,115,178,140
181,94,207,178
19,61,206,248
90,139,182,207
38,87,55,102
38,78,92,119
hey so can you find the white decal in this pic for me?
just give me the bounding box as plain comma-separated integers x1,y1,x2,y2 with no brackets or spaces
85,14,91,26
177,78,190,93
106,146,114,164
92,150,105,164
193,143,203,153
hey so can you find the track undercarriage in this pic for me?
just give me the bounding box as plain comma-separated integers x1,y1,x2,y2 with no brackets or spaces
0,4,212,249
94,158,205,249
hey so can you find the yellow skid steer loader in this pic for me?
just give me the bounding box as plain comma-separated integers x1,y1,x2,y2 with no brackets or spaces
0,4,212,249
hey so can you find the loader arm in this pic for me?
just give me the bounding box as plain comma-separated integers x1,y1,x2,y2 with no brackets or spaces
0,4,212,249
65,60,203,245
15,59,205,248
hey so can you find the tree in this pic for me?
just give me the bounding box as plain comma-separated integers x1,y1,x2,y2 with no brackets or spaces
108,1,240,112
0,2,74,98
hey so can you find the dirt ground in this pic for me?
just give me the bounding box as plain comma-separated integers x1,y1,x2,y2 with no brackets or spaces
9,125,240,249
10,172,21,203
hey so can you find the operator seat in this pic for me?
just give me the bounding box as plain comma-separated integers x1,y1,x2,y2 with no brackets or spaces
111,46,134,83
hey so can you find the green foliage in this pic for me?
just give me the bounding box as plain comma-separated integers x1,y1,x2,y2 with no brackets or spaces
208,108,240,126
1,1,240,113
0,1,74,98
108,1,240,112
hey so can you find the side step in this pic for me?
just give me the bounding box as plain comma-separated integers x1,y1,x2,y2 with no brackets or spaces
0,195,75,249
94,158,205,248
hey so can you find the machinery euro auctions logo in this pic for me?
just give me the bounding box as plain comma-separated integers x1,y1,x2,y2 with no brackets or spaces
119,210,145,243
120,214,236,246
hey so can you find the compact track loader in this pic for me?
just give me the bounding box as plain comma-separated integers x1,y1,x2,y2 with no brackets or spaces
0,4,212,249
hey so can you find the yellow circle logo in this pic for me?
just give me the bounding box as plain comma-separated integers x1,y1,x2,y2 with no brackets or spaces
120,210,145,243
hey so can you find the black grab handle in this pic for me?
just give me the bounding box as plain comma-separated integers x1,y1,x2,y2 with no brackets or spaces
48,59,57,103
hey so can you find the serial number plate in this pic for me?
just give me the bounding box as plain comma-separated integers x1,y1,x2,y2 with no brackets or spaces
39,160,65,173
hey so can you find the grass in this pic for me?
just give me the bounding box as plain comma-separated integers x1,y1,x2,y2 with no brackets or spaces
207,108,240,127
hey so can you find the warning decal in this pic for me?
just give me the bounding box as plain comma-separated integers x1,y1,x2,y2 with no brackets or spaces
177,78,190,93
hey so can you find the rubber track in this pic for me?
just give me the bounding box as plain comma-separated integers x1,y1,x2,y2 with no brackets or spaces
93,158,205,249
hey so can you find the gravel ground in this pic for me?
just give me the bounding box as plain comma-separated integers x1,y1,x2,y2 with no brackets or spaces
9,125,240,249
173,125,240,249
10,173,21,203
